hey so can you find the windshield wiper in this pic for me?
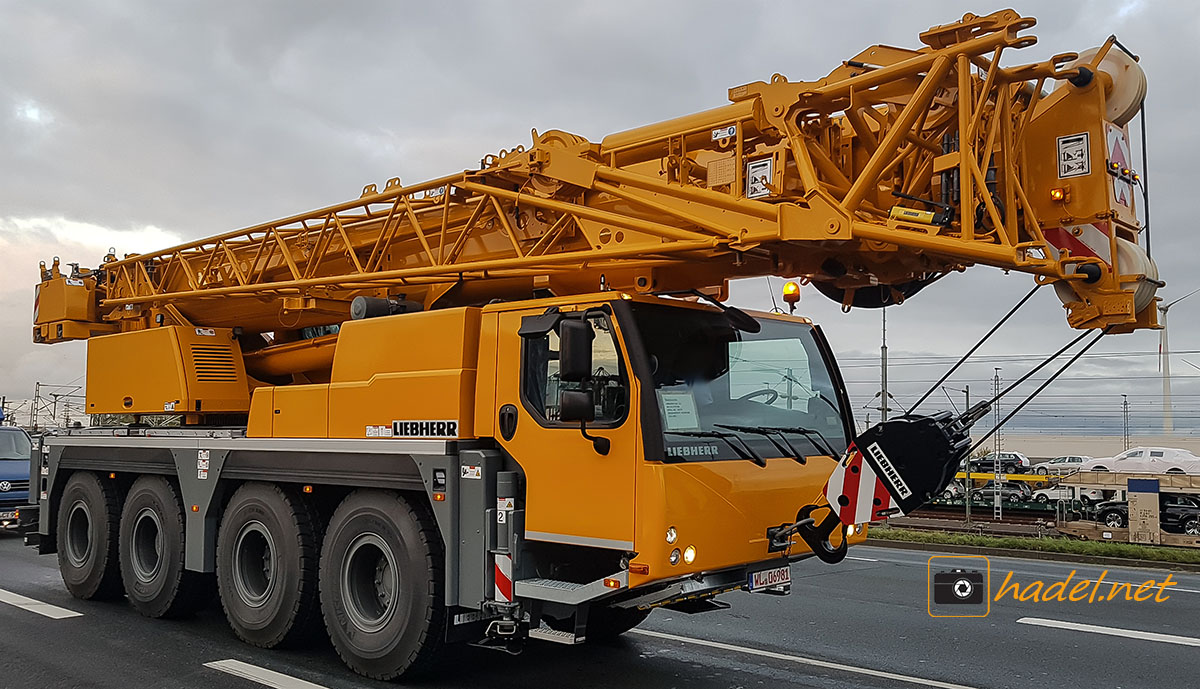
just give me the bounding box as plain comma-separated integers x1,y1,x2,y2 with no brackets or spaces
664,430,767,467
713,424,807,464
717,423,839,459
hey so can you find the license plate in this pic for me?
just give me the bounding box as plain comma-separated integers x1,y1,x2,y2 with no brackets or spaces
748,565,791,591
0,511,16,521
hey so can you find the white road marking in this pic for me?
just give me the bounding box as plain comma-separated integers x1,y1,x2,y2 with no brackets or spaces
204,660,329,689
847,556,878,562
0,588,82,619
632,629,981,689
1017,617,1200,648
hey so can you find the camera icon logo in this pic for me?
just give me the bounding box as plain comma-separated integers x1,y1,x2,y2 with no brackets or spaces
928,556,990,617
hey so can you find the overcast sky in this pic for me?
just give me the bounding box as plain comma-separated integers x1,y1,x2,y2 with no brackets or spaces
2,0,1198,435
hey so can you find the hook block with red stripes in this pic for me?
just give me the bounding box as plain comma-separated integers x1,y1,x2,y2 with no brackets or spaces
823,409,985,525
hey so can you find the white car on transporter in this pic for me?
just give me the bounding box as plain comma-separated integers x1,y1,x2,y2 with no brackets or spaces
1077,447,1200,475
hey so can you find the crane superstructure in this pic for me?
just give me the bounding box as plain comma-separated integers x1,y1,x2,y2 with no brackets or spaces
25,10,1159,681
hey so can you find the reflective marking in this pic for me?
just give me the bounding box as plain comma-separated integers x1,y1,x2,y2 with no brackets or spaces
0,588,82,619
631,629,981,689
1017,617,1200,647
204,660,329,689
847,556,878,562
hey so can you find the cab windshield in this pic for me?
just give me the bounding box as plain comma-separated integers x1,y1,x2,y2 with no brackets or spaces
0,429,32,460
628,302,850,463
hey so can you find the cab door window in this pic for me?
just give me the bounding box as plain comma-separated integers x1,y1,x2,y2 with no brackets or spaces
522,314,628,426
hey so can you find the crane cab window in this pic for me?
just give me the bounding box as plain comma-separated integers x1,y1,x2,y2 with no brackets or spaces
522,314,628,426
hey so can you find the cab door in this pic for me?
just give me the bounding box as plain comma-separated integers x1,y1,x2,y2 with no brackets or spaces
493,305,639,552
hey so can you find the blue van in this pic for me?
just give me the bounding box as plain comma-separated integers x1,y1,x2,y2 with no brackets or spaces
0,427,32,529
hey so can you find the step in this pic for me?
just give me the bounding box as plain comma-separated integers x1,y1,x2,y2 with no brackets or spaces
529,624,585,645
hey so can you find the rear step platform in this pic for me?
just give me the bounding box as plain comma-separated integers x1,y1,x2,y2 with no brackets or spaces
528,624,585,645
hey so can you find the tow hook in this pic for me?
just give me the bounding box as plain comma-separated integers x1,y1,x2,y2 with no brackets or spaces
768,504,847,564
486,618,519,637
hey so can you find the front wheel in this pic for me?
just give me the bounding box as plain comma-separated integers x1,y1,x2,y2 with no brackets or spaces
1102,511,1127,528
1035,467,1048,475
1185,519,1200,536
320,490,445,681
1036,494,1049,504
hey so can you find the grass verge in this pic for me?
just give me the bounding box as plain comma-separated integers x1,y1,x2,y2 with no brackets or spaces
869,526,1200,565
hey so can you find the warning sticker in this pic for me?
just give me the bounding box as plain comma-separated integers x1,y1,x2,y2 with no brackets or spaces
746,158,773,198
1057,132,1090,179
711,124,737,141
461,465,482,480
194,328,216,337
65,278,84,287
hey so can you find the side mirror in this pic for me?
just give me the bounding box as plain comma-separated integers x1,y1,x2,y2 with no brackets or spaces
559,390,595,423
559,319,594,382
558,389,610,456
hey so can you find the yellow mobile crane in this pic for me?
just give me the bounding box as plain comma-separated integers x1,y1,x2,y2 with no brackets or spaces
26,10,1158,680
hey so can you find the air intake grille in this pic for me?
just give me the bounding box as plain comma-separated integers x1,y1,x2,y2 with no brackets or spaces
191,344,239,383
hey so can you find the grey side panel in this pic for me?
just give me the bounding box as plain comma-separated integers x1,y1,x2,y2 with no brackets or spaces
38,434,454,574
171,448,228,572
457,449,500,610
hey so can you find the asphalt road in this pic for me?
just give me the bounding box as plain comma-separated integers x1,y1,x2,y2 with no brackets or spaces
1,530,1198,689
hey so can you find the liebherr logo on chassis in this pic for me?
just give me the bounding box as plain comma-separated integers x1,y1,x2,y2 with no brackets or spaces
866,442,912,499
372,417,460,439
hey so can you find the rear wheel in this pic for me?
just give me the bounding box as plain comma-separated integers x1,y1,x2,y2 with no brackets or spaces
1185,519,1200,536
217,483,321,648
1036,494,1049,504
119,475,209,618
56,471,123,600
320,490,445,681
1035,466,1048,475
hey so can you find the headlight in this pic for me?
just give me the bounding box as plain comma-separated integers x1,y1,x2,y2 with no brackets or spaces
669,548,681,565
666,526,677,544
683,545,696,565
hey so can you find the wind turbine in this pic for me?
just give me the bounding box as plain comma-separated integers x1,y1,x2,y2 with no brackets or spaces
1159,287,1200,433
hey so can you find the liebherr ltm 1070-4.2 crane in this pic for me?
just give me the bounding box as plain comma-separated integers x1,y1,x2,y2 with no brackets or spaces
25,10,1159,680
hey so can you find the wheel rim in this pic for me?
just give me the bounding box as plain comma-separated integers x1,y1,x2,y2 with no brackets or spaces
232,520,276,608
341,532,399,634
131,507,164,583
1187,522,1200,536
1105,514,1123,528
65,500,93,567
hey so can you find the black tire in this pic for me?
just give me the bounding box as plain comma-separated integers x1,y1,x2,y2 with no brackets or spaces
119,475,209,618
217,483,321,648
320,490,445,681
1080,496,1092,506
1035,466,1048,475
1036,494,1049,504
56,471,123,600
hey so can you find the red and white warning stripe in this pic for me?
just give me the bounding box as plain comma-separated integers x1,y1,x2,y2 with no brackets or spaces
1043,222,1113,266
494,553,513,603
823,446,900,525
